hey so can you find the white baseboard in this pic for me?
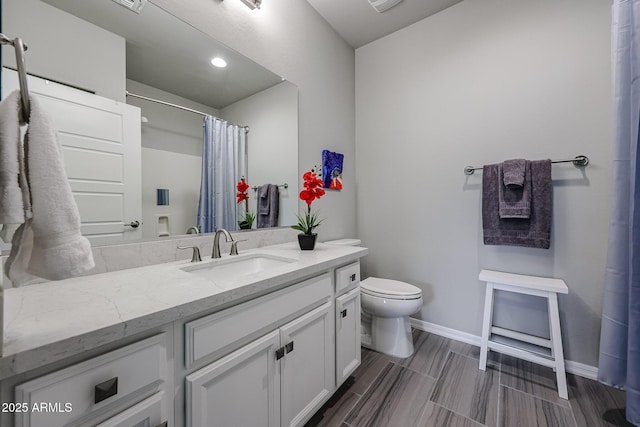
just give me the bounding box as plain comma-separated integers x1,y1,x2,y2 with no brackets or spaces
410,318,598,381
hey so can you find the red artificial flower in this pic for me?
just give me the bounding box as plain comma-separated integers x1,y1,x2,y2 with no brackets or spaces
237,178,250,193
236,178,250,204
299,169,325,206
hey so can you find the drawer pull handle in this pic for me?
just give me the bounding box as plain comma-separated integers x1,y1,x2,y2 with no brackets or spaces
276,347,285,360
341,309,348,318
285,341,294,354
155,422,168,427
350,273,357,282
94,377,118,404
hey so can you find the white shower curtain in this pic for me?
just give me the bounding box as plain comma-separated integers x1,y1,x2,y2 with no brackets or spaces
598,1,640,425
197,116,247,233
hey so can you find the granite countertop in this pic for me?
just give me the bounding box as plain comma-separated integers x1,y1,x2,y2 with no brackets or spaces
0,242,368,380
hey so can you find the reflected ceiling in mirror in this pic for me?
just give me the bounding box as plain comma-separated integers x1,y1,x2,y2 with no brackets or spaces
42,0,284,108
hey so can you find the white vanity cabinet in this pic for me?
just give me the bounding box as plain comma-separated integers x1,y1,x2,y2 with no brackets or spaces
184,273,335,427
335,262,361,387
1,247,368,427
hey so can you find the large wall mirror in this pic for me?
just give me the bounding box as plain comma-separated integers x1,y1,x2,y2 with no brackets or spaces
1,0,298,247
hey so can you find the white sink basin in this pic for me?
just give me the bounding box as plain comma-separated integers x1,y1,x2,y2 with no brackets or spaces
181,254,296,285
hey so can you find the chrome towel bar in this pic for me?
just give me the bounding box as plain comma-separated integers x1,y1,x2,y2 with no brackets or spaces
464,155,589,175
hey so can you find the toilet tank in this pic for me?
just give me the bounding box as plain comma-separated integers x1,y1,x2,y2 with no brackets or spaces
325,238,361,247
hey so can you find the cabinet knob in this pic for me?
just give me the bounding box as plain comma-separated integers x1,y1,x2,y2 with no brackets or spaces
276,347,285,360
350,273,357,282
94,377,118,404
341,309,348,318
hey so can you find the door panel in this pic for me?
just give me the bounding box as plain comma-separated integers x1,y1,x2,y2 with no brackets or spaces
336,287,361,386
185,330,281,427
280,301,334,427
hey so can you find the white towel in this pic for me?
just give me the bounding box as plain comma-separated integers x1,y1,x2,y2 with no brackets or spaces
0,91,28,241
5,95,94,285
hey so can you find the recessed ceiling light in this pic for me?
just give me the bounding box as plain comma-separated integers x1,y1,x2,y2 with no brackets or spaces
211,57,227,68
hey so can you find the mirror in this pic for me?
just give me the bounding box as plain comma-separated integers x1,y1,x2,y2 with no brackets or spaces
1,0,298,246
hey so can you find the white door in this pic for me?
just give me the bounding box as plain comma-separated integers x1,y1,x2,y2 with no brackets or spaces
185,330,281,427
336,287,361,387
1,68,142,245
280,301,334,427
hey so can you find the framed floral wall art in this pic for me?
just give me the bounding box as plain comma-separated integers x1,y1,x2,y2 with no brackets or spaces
322,149,344,191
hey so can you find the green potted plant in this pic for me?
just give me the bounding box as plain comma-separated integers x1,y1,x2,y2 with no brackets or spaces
292,169,325,250
236,178,255,230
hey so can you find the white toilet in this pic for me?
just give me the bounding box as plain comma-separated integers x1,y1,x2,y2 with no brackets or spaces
326,239,424,358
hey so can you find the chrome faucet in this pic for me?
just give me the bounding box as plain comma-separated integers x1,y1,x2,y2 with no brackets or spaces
212,228,233,259
186,226,200,235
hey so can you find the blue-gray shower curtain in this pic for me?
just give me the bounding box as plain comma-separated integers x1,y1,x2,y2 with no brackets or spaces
598,1,640,425
197,116,246,233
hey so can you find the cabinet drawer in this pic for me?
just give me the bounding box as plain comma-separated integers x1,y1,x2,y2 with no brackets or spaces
14,334,168,427
185,273,332,368
96,391,166,427
335,261,360,295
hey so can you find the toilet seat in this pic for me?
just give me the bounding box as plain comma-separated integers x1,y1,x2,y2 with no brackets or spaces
361,277,422,300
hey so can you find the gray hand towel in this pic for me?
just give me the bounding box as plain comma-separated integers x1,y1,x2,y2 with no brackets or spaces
502,158,526,187
498,161,531,219
482,159,552,249
257,184,270,216
257,184,279,228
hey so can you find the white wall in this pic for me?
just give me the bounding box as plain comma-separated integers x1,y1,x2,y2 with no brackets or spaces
2,0,125,101
126,80,219,238
151,0,356,241
221,82,299,227
356,0,612,366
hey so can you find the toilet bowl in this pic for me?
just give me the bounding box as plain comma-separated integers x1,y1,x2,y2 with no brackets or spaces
325,239,424,358
361,277,423,358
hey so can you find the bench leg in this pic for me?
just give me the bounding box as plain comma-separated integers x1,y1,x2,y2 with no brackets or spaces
479,283,494,371
548,293,568,399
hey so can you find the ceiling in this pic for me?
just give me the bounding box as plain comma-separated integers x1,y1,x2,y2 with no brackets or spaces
41,0,283,109
306,0,464,48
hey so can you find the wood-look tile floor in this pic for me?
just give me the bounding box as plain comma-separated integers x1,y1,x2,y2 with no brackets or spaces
305,330,633,427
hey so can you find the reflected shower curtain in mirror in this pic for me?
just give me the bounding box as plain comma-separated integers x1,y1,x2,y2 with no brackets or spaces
598,1,640,425
197,116,247,233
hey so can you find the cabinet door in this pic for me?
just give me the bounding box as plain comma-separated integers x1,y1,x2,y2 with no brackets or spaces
336,287,361,386
280,301,334,427
185,330,281,427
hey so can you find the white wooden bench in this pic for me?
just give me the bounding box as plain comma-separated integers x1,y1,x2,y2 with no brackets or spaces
478,269,569,399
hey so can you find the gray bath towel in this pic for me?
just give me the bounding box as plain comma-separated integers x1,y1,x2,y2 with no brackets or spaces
498,161,531,219
482,159,552,249
502,158,526,187
257,184,279,228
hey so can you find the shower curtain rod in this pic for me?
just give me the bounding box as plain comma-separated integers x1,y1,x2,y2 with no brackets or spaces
463,155,589,175
125,90,249,132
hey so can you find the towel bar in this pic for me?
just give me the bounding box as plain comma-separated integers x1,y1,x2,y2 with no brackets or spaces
464,155,589,175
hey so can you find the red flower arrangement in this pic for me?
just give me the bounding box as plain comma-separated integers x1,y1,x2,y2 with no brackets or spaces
293,169,325,235
236,178,255,229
